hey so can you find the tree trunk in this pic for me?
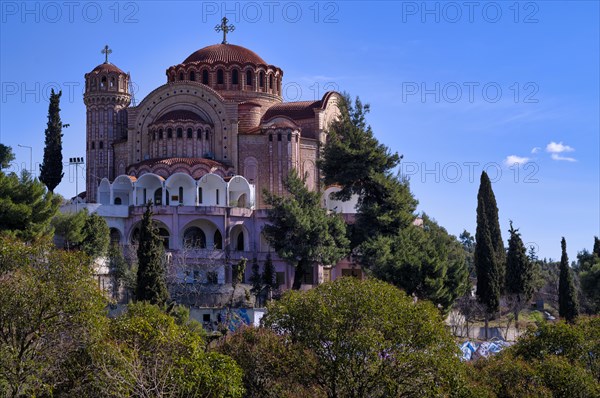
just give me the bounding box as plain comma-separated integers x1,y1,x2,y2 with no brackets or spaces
292,260,307,290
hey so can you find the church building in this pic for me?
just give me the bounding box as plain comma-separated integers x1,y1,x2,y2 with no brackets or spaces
83,19,359,291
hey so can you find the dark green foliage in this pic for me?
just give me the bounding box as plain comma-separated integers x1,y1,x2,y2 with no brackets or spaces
559,237,579,322
262,253,277,300
262,278,469,398
109,242,135,300
0,144,15,169
135,203,169,305
594,236,600,258
39,89,64,192
460,229,476,277
0,170,60,242
580,264,600,313
363,215,469,312
576,248,596,273
505,221,535,319
263,170,349,289
216,327,324,398
52,210,110,258
250,257,263,296
474,171,505,316
232,257,247,289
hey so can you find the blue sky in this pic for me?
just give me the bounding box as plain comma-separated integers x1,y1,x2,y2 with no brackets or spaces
1,1,598,261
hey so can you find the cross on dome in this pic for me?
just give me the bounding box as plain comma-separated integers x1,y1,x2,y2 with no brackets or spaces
101,45,112,64
215,17,235,44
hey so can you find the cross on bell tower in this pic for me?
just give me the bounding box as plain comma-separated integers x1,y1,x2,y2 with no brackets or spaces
101,45,112,63
215,17,235,44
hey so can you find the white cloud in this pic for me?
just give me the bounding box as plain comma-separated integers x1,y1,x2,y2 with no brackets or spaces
504,155,530,167
531,147,541,154
546,141,575,153
551,153,577,162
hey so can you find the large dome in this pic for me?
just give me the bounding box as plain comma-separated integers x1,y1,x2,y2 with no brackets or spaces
183,44,267,65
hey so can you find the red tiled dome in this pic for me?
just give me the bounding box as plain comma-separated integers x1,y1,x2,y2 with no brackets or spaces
90,62,126,74
183,44,267,65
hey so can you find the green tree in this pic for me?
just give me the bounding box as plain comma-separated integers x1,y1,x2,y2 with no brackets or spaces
262,253,277,301
474,171,505,338
52,209,87,249
362,215,469,312
505,221,535,322
594,236,600,258
99,302,244,397
80,211,110,258
135,203,169,305
580,264,600,314
460,229,476,277
263,170,349,289
0,170,60,242
249,257,264,305
39,89,65,192
0,143,15,170
262,278,468,398
0,237,107,397
559,237,579,322
109,242,135,301
216,327,324,398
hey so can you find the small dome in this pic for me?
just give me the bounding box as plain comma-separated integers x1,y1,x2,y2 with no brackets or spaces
90,62,126,74
183,44,267,65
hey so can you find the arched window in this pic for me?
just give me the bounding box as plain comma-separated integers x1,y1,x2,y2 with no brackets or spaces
217,69,224,84
198,187,203,203
236,232,244,251
179,72,184,81
197,129,202,139
158,129,163,139
202,70,209,84
232,69,239,85
114,197,122,205
190,71,196,81
187,128,192,138
167,128,173,139
178,186,183,203
152,131,156,141
91,142,95,149
269,74,273,89
184,227,206,248
110,78,115,88
205,130,210,141
101,76,106,88
177,128,183,138
259,72,264,87
214,230,222,249
246,70,252,87
154,188,163,206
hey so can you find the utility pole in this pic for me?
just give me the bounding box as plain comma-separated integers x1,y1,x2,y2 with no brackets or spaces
69,157,84,211
17,144,32,176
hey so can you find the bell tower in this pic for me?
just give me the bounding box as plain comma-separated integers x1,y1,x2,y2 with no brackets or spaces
83,45,131,203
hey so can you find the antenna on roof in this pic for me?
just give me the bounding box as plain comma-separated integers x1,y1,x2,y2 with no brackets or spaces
127,72,137,106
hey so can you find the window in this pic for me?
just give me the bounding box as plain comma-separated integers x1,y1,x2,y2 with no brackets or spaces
154,188,162,205
205,130,210,140
190,71,196,81
114,197,122,205
302,266,314,284
187,128,192,138
167,128,173,138
277,133,281,141
100,76,106,88
177,128,183,138
143,188,147,204
152,131,156,141
259,72,264,87
197,129,202,139
246,70,252,87
91,142,95,149
202,70,209,84
99,141,104,149
158,129,163,139
178,187,184,203
213,230,222,249
232,69,239,85
342,268,362,279
216,189,220,205
110,78,115,88
236,232,244,251
183,227,206,248
268,134,272,142
198,187,203,203
269,74,273,89
179,72,184,81
217,69,224,84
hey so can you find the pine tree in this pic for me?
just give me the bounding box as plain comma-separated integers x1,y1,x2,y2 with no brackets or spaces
263,170,349,289
0,144,15,170
39,89,64,192
505,221,535,322
135,203,169,305
558,237,579,322
474,171,505,339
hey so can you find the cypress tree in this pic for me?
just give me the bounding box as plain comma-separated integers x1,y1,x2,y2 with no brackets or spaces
558,237,579,322
39,89,64,192
474,171,505,338
262,253,276,301
135,203,169,305
505,221,535,322
593,236,600,258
